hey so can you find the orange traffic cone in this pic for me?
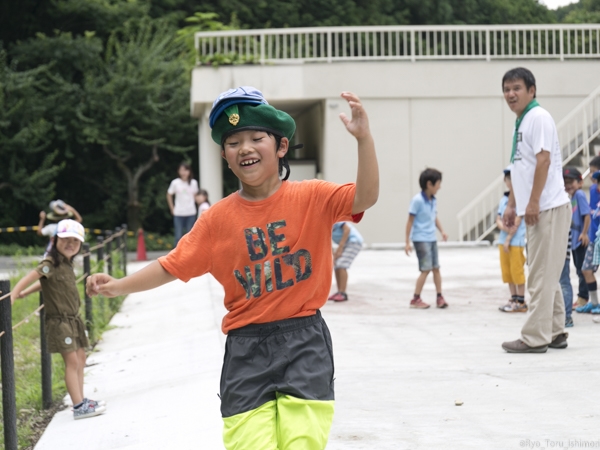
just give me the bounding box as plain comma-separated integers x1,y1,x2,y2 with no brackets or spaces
137,228,147,261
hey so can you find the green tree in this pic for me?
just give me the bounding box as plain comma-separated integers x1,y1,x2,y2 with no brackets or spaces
0,50,64,229
77,19,195,231
176,12,237,68
559,0,600,22
196,0,554,29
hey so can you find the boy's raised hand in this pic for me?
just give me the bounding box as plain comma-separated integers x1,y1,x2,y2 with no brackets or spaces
86,273,122,298
339,92,370,139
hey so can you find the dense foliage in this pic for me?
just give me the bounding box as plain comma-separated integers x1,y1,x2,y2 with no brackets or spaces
0,0,598,242
198,0,557,29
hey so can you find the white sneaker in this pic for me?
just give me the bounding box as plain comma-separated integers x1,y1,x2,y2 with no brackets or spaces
85,398,107,407
73,400,106,420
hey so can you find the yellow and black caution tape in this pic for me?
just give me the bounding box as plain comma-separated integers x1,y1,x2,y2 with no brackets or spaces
0,225,128,235
0,226,38,233
1,225,172,249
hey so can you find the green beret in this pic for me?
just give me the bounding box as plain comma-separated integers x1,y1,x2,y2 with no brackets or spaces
211,103,296,145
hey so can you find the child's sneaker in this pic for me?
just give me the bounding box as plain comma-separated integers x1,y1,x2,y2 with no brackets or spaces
499,301,528,313
499,300,514,312
73,400,106,420
565,316,574,328
591,305,600,314
85,398,106,408
575,302,596,313
329,292,348,302
410,297,430,309
436,295,448,308
512,302,528,313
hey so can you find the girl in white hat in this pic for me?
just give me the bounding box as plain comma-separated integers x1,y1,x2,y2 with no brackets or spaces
11,219,107,420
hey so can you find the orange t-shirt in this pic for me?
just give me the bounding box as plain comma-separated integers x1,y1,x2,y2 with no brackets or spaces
158,180,362,333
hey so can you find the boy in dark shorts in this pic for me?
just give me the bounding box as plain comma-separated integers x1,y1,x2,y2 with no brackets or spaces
564,167,591,310
405,168,449,309
578,157,600,314
87,87,379,448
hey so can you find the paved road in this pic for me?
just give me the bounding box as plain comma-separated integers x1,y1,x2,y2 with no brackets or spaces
35,248,600,449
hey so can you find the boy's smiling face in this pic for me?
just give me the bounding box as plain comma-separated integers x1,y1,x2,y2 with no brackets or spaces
564,178,578,196
56,236,81,259
222,130,288,187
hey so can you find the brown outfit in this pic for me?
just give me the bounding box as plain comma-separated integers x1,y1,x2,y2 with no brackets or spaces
36,254,89,353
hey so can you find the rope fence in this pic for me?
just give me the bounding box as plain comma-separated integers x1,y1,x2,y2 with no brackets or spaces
0,225,124,235
0,224,129,450
0,224,172,250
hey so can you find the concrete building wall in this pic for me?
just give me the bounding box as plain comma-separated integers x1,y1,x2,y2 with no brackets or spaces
191,60,600,244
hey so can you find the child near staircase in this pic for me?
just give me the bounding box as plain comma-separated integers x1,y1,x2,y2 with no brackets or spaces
496,166,527,313
577,156,600,315
564,167,591,310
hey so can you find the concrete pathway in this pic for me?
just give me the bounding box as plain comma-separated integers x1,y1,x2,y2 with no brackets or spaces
35,247,600,450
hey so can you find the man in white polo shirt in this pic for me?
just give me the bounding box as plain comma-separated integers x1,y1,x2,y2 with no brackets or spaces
501,67,571,353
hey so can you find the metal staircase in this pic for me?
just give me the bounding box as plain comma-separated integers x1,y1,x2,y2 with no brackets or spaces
457,84,600,241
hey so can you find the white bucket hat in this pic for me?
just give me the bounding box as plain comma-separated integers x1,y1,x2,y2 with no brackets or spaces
56,219,85,242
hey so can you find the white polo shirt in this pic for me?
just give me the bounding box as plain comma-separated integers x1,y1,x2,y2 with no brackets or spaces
511,106,569,216
167,178,199,216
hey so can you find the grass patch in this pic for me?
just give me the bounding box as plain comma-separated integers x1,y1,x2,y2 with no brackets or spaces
1,231,174,256
0,249,126,449
0,244,46,257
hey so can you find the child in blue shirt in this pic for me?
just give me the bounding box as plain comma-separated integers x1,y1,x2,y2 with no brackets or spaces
496,167,527,313
578,156,600,314
563,167,591,309
405,168,448,309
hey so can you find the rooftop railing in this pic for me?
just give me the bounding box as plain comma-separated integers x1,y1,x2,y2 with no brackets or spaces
195,24,600,65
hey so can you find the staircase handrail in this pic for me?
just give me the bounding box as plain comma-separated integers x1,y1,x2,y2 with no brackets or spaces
556,84,600,129
456,176,505,223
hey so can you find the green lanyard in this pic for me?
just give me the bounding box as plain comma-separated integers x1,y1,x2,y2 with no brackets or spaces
510,99,540,163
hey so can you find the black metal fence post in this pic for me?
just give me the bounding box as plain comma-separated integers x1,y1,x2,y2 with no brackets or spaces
0,280,18,450
39,292,52,409
96,236,104,272
105,231,113,276
114,227,121,274
121,224,128,276
83,243,94,342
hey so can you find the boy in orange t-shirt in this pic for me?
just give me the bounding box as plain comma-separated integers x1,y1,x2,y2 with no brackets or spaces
86,86,379,449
